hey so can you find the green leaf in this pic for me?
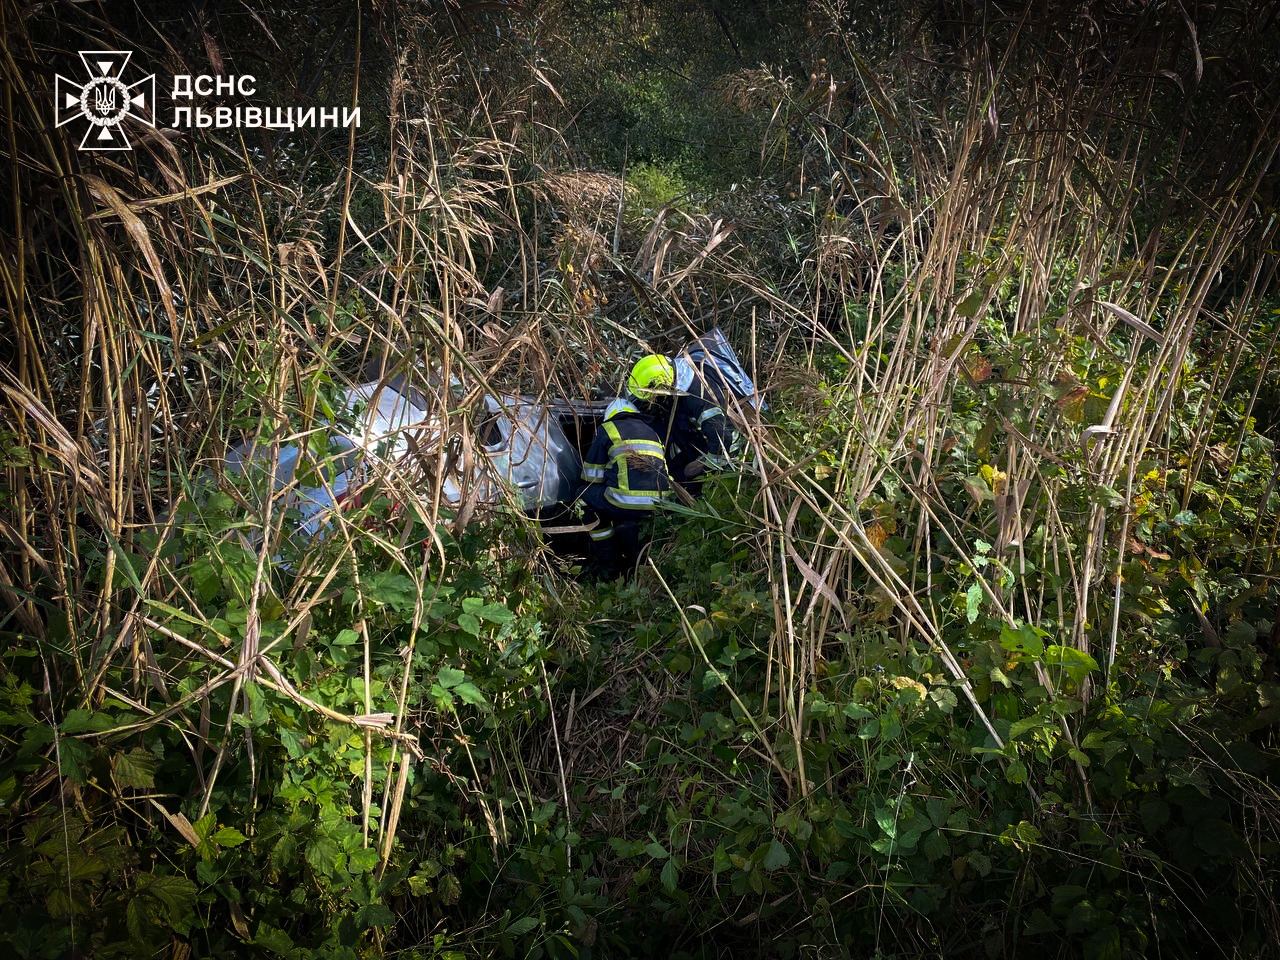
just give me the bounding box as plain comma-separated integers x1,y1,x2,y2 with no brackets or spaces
46,887,77,918
660,857,679,892
279,726,304,759
254,922,296,956
1044,645,1098,684
712,844,732,874
1083,925,1121,960
67,853,107,881
874,806,898,839
644,841,669,860
213,826,248,847
127,896,150,942
1008,714,1045,741
453,682,489,709
1013,820,1040,845
332,629,359,646
1225,620,1257,645
193,812,217,840
242,683,270,726
955,290,985,318
966,582,983,623
365,572,417,612
929,687,958,714
1052,885,1087,908
306,835,343,877
999,623,1044,658
430,683,453,708
113,747,158,788
477,602,514,624
666,652,692,673
851,676,877,701
1023,909,1058,935
926,796,951,828
142,873,197,917
1194,818,1245,856
437,667,465,689
1093,484,1126,508
102,527,145,595
1139,799,1170,832
762,839,790,871
457,613,481,636
61,709,114,734
923,830,950,862
1080,730,1109,750
1067,747,1091,767
356,903,395,929
842,701,873,720
507,916,539,936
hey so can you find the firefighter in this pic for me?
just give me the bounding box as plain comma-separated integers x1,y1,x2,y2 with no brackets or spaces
627,353,735,495
578,395,673,576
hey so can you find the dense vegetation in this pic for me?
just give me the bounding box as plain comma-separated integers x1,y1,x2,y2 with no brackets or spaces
2,1,1279,957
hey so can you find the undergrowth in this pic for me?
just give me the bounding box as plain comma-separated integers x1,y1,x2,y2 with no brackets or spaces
2,1,1279,958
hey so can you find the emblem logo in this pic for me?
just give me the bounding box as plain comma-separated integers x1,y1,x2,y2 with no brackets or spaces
55,51,155,151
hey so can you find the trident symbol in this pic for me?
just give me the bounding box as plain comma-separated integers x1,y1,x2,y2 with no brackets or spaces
94,85,116,115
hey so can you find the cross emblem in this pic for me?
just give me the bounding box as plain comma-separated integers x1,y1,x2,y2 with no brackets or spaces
55,51,155,152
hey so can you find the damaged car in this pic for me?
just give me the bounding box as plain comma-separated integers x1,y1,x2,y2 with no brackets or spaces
221,327,763,547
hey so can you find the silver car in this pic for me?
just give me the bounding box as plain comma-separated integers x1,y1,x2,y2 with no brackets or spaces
223,328,761,543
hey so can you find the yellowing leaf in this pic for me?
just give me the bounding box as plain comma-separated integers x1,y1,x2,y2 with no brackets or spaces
1056,385,1089,423
963,476,992,503
964,354,992,382
979,464,1008,495
888,675,927,701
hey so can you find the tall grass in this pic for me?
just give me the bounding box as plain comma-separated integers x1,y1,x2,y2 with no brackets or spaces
2,0,1278,953
741,0,1280,762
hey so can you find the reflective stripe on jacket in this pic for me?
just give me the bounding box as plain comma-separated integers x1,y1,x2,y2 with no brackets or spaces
581,413,672,510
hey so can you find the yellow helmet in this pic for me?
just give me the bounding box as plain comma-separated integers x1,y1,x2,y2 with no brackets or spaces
627,354,675,402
